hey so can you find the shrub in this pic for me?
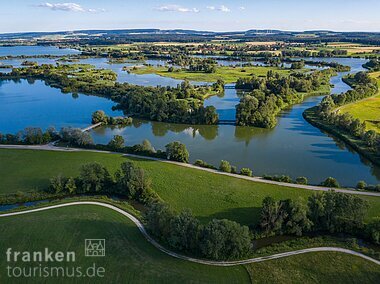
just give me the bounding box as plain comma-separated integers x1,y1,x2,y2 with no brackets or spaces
165,141,189,163
194,160,217,170
219,160,232,173
107,135,125,150
321,177,340,188
231,166,238,174
356,181,367,190
240,168,253,177
296,177,308,185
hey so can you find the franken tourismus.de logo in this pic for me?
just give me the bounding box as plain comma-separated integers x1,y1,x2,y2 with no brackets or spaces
5,239,106,279
85,239,105,257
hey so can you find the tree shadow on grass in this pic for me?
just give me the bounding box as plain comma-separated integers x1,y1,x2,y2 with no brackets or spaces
197,206,261,227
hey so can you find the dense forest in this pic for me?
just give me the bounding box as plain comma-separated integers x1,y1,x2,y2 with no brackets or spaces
235,69,332,128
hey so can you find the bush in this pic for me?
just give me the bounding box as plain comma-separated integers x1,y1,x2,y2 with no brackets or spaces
240,168,253,177
194,160,217,170
296,177,308,185
107,135,125,150
356,181,367,190
165,141,189,163
219,160,232,173
321,177,340,188
231,166,238,174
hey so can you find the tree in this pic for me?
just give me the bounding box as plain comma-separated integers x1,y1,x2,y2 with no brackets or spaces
168,209,200,252
79,162,113,193
260,197,286,235
296,177,308,185
366,218,380,244
108,135,125,150
307,191,369,233
321,177,340,188
115,161,153,202
145,202,175,240
240,168,253,177
282,199,312,236
165,141,189,163
92,110,108,124
219,160,232,173
141,139,155,152
49,174,67,193
200,219,252,260
356,181,367,190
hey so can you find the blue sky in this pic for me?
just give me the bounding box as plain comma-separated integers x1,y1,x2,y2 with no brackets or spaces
0,0,379,33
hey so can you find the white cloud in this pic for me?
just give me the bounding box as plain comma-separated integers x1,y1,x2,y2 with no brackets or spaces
37,2,104,13
239,6,246,10
207,5,231,12
155,5,200,13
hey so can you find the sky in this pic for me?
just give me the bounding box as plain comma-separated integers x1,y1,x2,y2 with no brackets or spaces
0,0,379,33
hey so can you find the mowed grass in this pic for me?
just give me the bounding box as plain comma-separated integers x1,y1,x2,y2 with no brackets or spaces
246,251,380,284
1,149,380,226
130,65,293,83
339,72,380,133
1,205,378,283
0,205,248,283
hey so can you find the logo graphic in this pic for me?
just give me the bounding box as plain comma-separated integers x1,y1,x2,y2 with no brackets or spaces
85,239,105,257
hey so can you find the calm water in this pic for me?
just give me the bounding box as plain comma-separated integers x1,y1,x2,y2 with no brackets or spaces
0,47,378,186
92,57,380,186
0,79,121,132
0,46,80,57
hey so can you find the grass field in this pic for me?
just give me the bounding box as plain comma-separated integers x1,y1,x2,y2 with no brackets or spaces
339,72,380,133
0,205,248,283
0,204,379,283
129,65,294,83
1,149,380,226
246,251,380,283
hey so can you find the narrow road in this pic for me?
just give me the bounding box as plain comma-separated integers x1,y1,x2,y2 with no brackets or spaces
1,144,380,197
1,201,379,266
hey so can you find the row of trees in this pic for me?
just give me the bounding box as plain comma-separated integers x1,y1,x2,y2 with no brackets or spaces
145,202,252,260
236,70,331,128
259,191,369,237
48,161,156,203
91,110,133,126
0,127,58,145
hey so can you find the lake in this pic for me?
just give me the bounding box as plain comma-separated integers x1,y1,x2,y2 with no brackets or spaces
0,48,378,186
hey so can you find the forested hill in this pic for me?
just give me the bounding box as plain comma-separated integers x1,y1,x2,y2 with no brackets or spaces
1,29,380,45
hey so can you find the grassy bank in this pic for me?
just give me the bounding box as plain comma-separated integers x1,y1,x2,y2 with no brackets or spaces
303,106,380,168
339,71,380,133
1,149,380,226
129,65,294,83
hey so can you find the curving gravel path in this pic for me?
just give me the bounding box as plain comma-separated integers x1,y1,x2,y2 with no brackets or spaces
1,201,379,266
1,144,380,197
